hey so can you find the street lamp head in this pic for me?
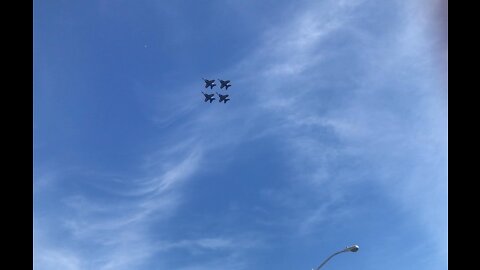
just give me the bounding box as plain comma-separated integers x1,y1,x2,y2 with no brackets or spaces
346,245,359,252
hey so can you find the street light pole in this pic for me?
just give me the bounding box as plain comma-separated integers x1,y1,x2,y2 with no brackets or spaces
313,245,359,270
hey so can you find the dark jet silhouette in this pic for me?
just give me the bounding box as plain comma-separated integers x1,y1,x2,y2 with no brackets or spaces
202,78,216,89
218,79,232,90
202,92,216,103
216,92,230,103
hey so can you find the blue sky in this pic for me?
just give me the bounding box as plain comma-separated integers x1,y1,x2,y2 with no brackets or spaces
34,0,448,269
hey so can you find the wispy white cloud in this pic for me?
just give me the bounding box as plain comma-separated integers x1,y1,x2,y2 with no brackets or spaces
174,254,248,270
35,144,204,269
318,0,448,258
221,0,447,260
158,235,263,252
35,248,82,270
215,0,368,231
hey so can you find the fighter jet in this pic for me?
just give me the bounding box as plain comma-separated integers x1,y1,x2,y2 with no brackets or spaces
218,79,232,90
216,92,230,103
202,78,217,89
202,92,216,103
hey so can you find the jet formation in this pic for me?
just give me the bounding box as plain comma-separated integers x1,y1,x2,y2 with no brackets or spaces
201,78,232,104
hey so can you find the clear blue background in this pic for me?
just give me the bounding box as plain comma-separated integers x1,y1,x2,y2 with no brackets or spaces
34,1,448,269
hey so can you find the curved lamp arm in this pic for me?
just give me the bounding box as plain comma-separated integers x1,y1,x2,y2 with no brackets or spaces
313,245,359,270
